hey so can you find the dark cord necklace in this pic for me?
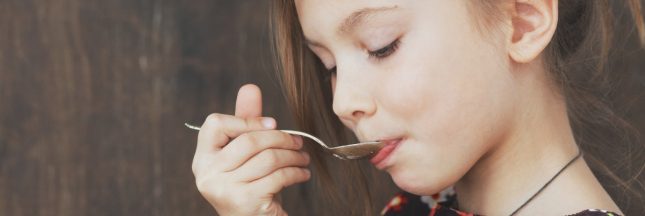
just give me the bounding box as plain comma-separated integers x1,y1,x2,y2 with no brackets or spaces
508,150,583,216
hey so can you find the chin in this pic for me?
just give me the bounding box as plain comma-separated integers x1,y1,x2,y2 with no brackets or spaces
388,167,448,196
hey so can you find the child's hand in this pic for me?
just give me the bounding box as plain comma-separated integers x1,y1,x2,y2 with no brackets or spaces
192,84,310,215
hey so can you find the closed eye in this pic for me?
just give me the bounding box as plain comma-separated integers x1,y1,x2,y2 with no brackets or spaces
368,39,400,59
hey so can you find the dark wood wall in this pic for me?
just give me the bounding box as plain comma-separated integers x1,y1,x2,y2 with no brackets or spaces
0,0,643,215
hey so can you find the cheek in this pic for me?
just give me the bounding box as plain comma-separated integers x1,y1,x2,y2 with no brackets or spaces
376,6,518,193
381,2,514,143
382,58,515,195
378,71,430,116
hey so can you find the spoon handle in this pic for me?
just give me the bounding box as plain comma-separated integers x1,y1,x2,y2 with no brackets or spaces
184,123,201,130
183,123,331,149
277,130,330,148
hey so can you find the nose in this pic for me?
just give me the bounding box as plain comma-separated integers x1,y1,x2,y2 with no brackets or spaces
331,68,376,127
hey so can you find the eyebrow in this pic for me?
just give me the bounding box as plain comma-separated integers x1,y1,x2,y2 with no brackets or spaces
339,6,398,34
305,6,399,47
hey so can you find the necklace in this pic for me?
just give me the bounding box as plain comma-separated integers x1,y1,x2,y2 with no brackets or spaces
508,150,583,216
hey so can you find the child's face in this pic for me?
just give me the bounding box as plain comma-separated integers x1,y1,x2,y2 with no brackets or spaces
296,0,518,194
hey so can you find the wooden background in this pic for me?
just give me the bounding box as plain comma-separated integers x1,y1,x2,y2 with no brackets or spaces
0,0,643,215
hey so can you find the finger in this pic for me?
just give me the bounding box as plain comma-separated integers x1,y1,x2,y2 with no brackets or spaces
216,130,303,171
196,114,276,153
250,167,311,195
235,84,263,118
232,149,310,182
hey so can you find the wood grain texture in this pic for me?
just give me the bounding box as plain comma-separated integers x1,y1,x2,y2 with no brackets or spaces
0,0,642,215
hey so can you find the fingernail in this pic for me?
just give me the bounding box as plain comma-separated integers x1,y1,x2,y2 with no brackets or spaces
261,117,276,129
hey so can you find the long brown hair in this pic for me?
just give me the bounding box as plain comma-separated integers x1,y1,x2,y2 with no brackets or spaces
270,0,645,215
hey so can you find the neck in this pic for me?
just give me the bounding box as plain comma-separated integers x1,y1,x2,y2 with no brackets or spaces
454,64,580,215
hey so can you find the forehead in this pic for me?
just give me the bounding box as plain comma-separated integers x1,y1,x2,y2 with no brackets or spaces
295,0,402,42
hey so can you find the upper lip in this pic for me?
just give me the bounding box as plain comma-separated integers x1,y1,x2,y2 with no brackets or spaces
381,138,403,145
355,126,405,143
359,135,404,143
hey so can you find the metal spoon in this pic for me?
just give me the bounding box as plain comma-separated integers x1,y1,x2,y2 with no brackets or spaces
184,123,385,160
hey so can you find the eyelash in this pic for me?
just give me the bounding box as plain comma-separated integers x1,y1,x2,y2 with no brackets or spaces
322,39,400,80
368,39,400,59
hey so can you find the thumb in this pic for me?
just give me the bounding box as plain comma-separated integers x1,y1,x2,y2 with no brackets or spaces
235,84,263,118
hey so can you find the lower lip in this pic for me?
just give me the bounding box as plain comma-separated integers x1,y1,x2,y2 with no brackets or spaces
370,138,403,169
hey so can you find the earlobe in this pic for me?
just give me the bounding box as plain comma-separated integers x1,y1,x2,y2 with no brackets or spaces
508,0,558,63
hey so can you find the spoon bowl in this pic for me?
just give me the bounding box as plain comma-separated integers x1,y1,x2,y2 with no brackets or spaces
184,123,385,160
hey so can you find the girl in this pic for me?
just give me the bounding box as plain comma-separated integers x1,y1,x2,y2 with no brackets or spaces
191,0,645,215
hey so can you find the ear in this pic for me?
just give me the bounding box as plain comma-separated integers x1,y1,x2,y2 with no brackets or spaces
508,0,558,63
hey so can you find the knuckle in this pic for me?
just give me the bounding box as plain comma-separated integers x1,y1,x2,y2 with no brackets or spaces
264,150,281,165
259,131,290,149
264,131,290,148
282,132,295,145
285,134,302,149
205,113,225,127
191,162,200,175
191,156,205,175
278,130,290,140
256,150,279,170
238,133,259,148
276,168,290,180
238,133,260,151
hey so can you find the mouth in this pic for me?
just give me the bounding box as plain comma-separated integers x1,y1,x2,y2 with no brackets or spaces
370,137,404,169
